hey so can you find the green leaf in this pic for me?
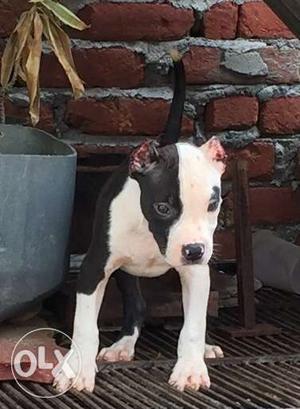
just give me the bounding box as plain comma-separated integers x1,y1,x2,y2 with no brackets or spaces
31,0,89,30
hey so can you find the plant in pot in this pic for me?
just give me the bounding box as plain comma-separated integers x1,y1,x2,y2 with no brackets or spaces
0,0,88,322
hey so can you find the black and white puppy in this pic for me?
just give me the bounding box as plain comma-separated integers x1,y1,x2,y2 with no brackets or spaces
54,51,226,393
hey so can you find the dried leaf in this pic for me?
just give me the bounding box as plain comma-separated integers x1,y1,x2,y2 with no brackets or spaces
47,12,76,71
1,10,34,88
15,9,35,63
41,12,84,99
19,34,33,83
1,32,18,88
25,13,43,125
31,0,89,30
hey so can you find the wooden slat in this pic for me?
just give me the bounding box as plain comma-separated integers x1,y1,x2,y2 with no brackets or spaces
263,0,300,38
232,160,256,329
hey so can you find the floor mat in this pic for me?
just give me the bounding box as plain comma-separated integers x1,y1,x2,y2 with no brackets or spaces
0,288,299,408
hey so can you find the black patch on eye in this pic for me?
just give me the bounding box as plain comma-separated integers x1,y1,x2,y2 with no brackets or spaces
135,145,182,255
208,186,220,212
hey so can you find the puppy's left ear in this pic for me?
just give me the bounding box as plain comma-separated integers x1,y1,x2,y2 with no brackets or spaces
129,140,159,177
200,137,227,174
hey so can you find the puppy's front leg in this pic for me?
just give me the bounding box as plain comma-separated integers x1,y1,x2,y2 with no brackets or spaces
169,265,210,392
54,277,109,393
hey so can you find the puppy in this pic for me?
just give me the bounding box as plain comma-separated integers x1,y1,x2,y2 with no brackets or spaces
54,51,226,393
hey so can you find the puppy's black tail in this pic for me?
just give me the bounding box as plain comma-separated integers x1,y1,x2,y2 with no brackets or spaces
159,49,186,146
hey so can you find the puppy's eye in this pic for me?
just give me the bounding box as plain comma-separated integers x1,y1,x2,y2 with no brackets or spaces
208,200,219,212
153,202,171,217
208,186,221,212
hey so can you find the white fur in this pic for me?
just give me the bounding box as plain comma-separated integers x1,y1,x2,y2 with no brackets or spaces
54,279,109,392
98,327,139,362
205,344,224,359
54,141,223,394
166,143,222,267
169,264,211,391
107,143,221,276
108,178,170,277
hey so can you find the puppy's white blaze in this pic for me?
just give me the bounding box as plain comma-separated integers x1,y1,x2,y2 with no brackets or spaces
166,143,221,266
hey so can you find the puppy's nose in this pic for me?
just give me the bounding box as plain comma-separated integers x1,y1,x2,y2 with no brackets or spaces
182,243,205,262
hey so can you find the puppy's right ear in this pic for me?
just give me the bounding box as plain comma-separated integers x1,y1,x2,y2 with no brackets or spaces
200,137,227,175
129,140,159,177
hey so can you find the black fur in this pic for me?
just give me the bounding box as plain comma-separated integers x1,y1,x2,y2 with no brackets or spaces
132,145,181,254
208,186,221,212
114,269,146,338
159,59,186,146
77,162,129,294
77,54,186,341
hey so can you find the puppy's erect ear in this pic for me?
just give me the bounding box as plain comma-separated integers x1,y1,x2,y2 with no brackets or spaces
129,140,159,176
200,137,227,174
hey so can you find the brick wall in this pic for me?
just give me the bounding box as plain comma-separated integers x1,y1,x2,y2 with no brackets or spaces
1,0,300,258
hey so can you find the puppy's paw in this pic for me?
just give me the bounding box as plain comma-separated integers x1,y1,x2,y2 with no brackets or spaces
53,349,97,393
72,364,97,392
53,349,79,393
53,371,73,394
169,359,210,392
98,335,136,362
204,344,224,359
54,364,97,393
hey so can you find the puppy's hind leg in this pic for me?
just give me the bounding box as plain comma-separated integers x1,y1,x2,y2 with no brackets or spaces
98,269,146,362
205,333,224,359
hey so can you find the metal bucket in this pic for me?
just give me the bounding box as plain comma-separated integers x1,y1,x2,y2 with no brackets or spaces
0,124,77,321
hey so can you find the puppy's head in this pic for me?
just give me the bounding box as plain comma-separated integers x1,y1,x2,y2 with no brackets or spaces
129,137,226,267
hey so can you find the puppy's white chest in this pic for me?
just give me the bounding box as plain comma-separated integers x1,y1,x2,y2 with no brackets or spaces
112,227,169,277
107,177,170,277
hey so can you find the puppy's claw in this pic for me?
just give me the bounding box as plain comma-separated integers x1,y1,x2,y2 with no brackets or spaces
98,346,133,362
169,359,210,392
204,344,224,359
53,355,97,393
53,372,73,394
98,336,136,363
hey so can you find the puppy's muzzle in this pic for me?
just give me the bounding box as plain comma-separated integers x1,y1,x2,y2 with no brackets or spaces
182,243,205,263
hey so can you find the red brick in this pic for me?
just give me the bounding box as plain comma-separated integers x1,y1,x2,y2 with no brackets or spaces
183,47,222,84
5,100,54,133
260,48,300,84
224,142,275,180
249,187,300,224
0,0,29,37
74,3,194,41
205,96,259,132
260,97,300,135
183,45,300,86
203,2,238,39
238,2,294,39
40,48,144,89
66,98,194,136
214,230,236,260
